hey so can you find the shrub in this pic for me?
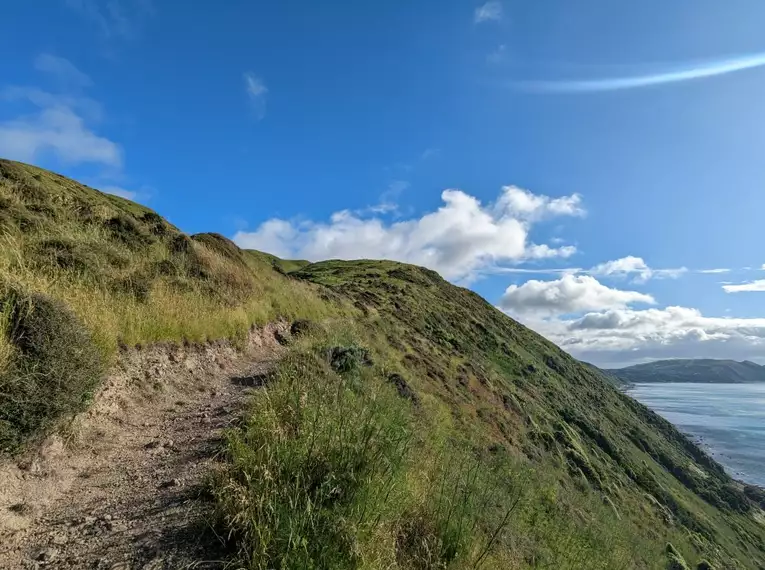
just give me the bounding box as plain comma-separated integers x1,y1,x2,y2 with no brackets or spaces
103,214,152,248
290,318,320,338
327,344,372,374
666,543,690,570
0,285,105,452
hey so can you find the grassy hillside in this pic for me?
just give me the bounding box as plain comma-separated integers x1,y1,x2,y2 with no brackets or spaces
2,159,765,569
610,359,765,384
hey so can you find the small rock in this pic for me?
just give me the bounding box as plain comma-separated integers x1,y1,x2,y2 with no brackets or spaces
35,547,58,561
50,532,68,546
101,514,113,522
106,520,128,532
164,439,174,449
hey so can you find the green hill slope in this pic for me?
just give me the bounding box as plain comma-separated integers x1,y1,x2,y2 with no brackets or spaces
1,159,764,569
610,359,765,384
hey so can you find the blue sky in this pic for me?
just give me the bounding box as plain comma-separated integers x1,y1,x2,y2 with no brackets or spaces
2,0,765,366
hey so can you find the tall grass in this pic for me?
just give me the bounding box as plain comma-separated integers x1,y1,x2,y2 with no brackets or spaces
0,301,14,376
212,330,664,569
212,340,414,569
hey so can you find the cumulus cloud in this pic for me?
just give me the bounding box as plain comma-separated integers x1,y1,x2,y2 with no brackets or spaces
497,272,765,366
723,279,765,293
498,185,585,221
590,256,687,282
244,72,267,119
528,307,765,367
474,1,502,23
234,185,583,281
499,275,655,316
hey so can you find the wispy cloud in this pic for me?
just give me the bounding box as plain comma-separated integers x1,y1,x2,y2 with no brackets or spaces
488,44,507,64
34,53,92,87
100,185,137,200
698,268,731,274
244,72,268,120
474,1,502,23
514,51,765,93
723,279,765,293
421,148,440,160
0,56,120,166
0,54,150,200
0,107,121,167
65,0,154,40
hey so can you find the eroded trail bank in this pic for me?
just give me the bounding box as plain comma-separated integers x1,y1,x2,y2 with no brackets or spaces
0,323,287,570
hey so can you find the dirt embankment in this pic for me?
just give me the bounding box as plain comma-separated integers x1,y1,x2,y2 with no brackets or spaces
0,322,288,570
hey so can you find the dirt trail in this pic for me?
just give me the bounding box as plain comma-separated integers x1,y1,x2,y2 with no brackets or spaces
0,323,288,570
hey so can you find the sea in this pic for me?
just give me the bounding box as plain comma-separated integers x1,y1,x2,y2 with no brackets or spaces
628,383,765,487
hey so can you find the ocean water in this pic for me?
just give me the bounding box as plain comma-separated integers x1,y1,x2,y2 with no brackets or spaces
628,383,765,487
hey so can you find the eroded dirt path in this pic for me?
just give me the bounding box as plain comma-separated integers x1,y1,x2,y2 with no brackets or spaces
0,324,286,570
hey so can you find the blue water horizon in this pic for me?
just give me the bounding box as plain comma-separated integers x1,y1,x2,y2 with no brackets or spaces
628,383,765,488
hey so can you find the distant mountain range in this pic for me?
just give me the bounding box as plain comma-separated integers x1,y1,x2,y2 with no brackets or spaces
607,359,765,384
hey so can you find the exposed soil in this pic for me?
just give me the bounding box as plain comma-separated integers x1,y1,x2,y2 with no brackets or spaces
0,323,288,569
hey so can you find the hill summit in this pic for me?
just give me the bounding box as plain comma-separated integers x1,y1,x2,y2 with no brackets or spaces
1,159,764,569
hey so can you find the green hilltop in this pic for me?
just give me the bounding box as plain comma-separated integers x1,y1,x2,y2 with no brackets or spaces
610,359,765,384
1,159,764,569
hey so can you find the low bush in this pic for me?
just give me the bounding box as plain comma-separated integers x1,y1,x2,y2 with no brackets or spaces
0,283,105,452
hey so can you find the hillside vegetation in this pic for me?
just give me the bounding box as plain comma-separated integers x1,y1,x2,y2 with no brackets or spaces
2,159,765,569
610,359,765,384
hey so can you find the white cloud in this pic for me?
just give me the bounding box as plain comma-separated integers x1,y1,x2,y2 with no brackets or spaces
527,307,765,367
590,255,687,282
244,72,268,119
0,101,121,166
34,54,92,88
723,279,765,293
698,268,731,274
234,185,582,281
475,1,502,23
497,273,765,366
0,55,121,167
499,275,655,316
100,185,137,200
0,55,147,201
497,185,585,221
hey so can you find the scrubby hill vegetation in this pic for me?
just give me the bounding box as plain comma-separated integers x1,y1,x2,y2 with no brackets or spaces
610,359,765,384
1,159,764,569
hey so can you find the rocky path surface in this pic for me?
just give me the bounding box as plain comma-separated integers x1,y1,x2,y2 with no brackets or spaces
0,324,286,570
